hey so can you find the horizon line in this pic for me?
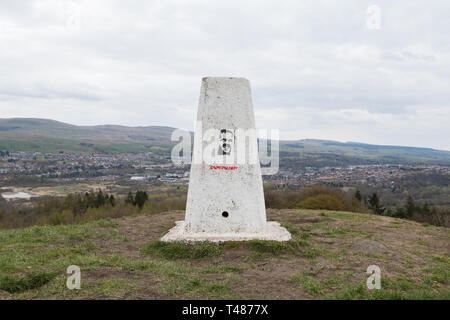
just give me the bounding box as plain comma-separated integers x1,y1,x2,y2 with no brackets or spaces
1,117,449,152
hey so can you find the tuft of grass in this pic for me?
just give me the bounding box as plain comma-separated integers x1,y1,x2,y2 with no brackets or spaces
291,273,347,297
299,247,324,259
141,241,222,260
0,272,58,293
245,240,288,254
96,219,120,228
432,255,450,264
332,282,366,300
331,276,450,300
222,241,241,249
414,240,429,247
422,262,450,285
164,276,234,299
291,274,324,296
282,222,299,235
300,232,310,240
324,226,348,238
93,278,137,299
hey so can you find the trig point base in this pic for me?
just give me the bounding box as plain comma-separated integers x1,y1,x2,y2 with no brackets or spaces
161,77,291,242
161,220,291,242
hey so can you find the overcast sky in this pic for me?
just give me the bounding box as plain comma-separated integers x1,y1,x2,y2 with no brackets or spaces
1,0,449,150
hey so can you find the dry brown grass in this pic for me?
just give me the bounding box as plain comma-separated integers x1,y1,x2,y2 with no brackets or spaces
0,208,448,299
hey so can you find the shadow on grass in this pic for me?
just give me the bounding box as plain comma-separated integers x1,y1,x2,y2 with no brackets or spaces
141,239,311,260
0,272,58,293
141,242,223,259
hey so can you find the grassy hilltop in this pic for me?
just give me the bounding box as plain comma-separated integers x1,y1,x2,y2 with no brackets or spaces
0,209,448,300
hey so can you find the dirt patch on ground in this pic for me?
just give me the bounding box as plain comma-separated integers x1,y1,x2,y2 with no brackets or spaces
80,209,448,299
82,267,167,299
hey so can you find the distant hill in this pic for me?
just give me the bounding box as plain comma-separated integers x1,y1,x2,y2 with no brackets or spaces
279,139,450,166
1,118,449,165
0,118,175,154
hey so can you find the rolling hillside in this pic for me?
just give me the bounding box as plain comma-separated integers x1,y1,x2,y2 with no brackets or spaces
1,118,450,164
0,118,175,154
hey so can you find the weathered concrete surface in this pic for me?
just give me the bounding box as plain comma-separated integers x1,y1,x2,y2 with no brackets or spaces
161,221,291,242
162,77,290,242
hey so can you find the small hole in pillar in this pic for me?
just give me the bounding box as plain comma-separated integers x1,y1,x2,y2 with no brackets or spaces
222,211,229,218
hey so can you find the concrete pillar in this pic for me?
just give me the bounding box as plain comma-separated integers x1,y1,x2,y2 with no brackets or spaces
161,77,290,242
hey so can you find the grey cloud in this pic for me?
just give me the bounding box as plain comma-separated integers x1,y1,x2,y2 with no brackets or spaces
0,0,449,150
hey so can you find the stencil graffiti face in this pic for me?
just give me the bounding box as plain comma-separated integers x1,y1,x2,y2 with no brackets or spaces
218,129,234,155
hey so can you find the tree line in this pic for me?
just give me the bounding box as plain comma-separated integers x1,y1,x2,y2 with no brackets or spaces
0,188,186,229
264,184,448,227
358,190,448,227
1,184,447,229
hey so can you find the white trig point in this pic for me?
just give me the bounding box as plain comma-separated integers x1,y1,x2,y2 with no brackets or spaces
161,77,291,242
